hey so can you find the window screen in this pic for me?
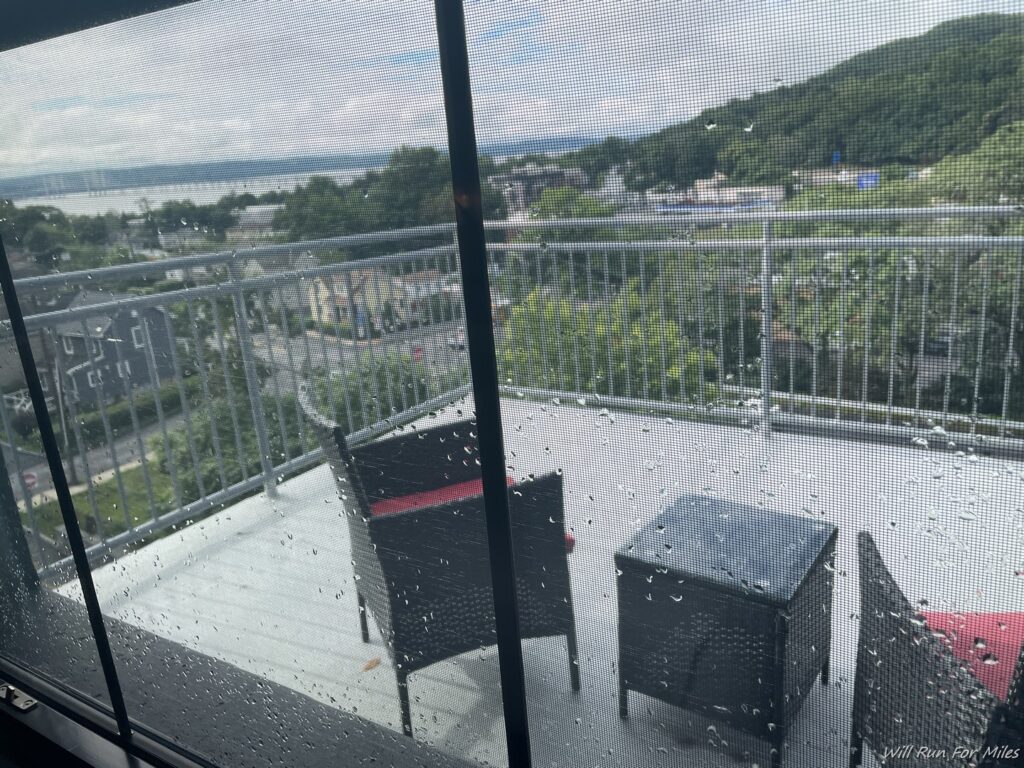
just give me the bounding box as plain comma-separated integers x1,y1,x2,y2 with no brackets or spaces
1,2,1023,768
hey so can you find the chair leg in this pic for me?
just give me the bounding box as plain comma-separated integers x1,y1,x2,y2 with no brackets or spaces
618,676,628,719
848,726,863,768
397,669,412,737
566,625,581,692
820,655,830,686
357,592,369,643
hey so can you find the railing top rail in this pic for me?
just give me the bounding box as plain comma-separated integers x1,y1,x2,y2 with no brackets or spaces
490,236,1024,250
9,206,1023,298
5,245,456,332
12,223,457,292
482,206,1022,229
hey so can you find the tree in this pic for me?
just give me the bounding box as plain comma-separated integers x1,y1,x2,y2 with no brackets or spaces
498,284,718,406
928,121,1024,203
24,222,66,261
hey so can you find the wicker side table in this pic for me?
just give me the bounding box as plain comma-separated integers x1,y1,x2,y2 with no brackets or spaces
616,495,837,768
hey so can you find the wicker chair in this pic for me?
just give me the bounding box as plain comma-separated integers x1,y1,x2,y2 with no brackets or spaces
851,532,1023,767
298,388,580,738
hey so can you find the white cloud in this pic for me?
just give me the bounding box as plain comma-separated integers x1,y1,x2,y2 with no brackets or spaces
0,0,1017,177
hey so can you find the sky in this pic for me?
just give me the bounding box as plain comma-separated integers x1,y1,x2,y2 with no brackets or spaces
0,0,1018,178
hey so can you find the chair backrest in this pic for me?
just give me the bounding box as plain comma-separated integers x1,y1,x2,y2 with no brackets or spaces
854,532,997,762
297,385,373,518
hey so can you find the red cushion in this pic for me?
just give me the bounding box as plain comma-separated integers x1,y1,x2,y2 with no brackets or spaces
369,477,577,553
370,477,514,517
921,611,1024,702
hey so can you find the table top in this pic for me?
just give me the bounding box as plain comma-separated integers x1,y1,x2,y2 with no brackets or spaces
617,495,837,606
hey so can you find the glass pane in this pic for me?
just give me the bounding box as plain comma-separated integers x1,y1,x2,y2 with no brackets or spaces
1,2,506,765
467,1,1024,766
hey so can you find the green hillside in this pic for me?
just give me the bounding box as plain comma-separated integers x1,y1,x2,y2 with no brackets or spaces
566,13,1024,190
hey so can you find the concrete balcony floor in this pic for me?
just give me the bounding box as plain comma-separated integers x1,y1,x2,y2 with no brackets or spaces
59,398,1024,768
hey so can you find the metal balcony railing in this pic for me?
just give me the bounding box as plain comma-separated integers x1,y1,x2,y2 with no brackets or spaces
2,206,1022,577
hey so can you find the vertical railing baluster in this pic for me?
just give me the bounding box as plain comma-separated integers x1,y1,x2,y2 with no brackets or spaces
533,250,548,389
253,291,290,463
716,258,726,404
638,252,650,399
185,296,227,490
328,269,360,432
835,251,847,421
309,272,342,428
971,251,992,435
228,261,277,497
695,251,708,406
294,274,322,447
620,251,633,400
56,340,104,540
567,252,582,394
942,250,962,428
788,257,797,410
914,255,931,427
760,221,774,432
425,252,446,399
1000,252,1022,437
445,245,469,394
551,249,568,392
737,252,747,392
274,283,307,453
209,298,249,482
656,251,668,403
886,254,902,426
403,258,422,407
420,252,438,403
369,266,403,417
812,263,822,419
860,255,874,423
585,250,598,395
110,329,156,516
78,319,131,532
162,310,206,498
330,271,369,426
604,250,614,398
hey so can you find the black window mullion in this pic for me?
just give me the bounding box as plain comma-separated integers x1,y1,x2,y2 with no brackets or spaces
432,2,533,767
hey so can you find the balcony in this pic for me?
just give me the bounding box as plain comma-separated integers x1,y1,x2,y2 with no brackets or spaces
3,207,1024,767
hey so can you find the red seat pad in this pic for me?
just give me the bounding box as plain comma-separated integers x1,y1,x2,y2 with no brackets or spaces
921,611,1024,702
369,476,515,517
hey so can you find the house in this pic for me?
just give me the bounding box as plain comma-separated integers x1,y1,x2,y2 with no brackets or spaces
307,268,453,338
308,269,410,338
226,204,285,243
157,228,210,251
487,163,589,212
689,172,785,207
241,251,318,316
53,291,175,407
791,167,882,189
392,270,450,325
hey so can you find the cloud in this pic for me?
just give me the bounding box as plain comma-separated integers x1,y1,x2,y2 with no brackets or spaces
476,8,544,42
0,0,1018,177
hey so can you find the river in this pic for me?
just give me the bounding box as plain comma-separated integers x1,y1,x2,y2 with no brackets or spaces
10,168,375,216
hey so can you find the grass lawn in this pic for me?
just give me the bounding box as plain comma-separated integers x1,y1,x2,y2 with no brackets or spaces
23,463,175,542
